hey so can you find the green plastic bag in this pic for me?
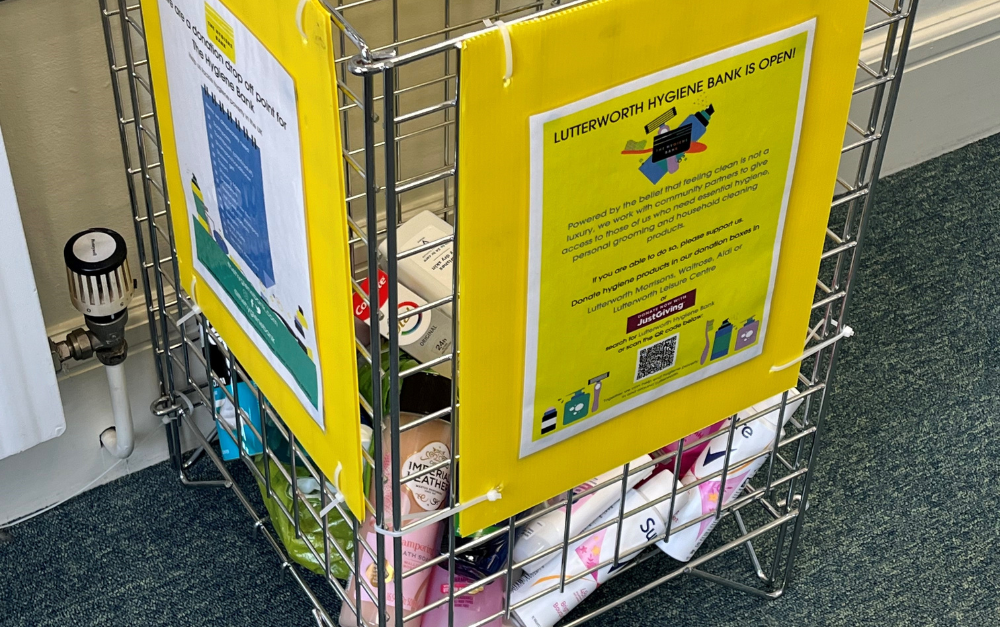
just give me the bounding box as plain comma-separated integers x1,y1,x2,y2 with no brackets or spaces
254,456,355,579
254,350,441,579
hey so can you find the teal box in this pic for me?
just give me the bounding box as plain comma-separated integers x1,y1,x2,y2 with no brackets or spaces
214,382,264,461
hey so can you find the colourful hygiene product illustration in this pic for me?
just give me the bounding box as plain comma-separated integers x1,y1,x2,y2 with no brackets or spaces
540,372,611,435
563,390,591,424
541,407,558,435
588,372,610,412
700,319,714,365
735,316,759,350
710,319,733,360
624,104,715,184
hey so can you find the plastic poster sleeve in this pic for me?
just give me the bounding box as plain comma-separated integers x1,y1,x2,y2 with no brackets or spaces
143,0,365,517
456,0,869,533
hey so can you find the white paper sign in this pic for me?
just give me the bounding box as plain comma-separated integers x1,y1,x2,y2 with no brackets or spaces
157,0,323,425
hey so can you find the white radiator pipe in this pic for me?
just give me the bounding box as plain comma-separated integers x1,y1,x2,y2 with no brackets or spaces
99,363,134,458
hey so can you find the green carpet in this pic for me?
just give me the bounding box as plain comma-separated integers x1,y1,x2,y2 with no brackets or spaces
3,134,999,626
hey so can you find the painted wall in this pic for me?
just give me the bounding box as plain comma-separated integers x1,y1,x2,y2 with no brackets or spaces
0,0,212,526
0,0,997,523
919,0,964,21
864,0,1000,174
0,0,138,328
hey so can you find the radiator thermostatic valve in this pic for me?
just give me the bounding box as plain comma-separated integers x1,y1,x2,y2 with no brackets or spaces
60,228,134,366
54,227,137,459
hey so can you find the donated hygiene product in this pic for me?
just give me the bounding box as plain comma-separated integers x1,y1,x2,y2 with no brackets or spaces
512,455,653,575
379,211,454,317
657,389,804,562
423,528,506,627
509,469,691,627
354,269,454,377
340,413,452,627
653,418,727,477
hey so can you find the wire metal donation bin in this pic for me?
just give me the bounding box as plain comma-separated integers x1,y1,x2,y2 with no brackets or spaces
97,0,918,624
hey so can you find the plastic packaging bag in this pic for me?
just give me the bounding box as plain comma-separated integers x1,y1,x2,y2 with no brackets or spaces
254,456,355,579
253,351,448,580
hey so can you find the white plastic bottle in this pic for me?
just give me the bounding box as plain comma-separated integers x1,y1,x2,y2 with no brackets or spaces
658,389,803,562
509,468,690,627
513,455,653,575
379,211,454,317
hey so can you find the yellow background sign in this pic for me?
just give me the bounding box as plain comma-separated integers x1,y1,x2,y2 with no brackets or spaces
523,26,810,456
457,0,868,532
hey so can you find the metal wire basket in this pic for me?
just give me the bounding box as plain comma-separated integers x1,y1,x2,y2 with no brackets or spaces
97,0,919,624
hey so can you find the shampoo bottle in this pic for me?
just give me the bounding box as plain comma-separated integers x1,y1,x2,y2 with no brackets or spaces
509,469,690,627
340,413,452,627
512,455,653,576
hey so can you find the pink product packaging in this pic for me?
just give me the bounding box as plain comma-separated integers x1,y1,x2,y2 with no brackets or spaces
657,453,769,563
340,415,452,627
422,568,504,627
657,389,804,562
509,470,688,627
654,419,728,477
512,455,653,576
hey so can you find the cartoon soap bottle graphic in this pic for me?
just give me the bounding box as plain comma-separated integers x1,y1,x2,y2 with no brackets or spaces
734,317,759,351
710,319,733,361
563,390,591,425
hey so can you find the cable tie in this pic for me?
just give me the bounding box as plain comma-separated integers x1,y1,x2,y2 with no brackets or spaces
177,276,202,326
318,463,346,518
483,19,513,84
295,0,310,43
770,325,854,372
373,487,503,537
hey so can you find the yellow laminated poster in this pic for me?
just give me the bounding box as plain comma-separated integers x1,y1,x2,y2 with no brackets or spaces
457,0,868,532
143,0,365,516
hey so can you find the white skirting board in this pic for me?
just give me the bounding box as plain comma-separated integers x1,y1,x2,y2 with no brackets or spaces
865,0,1000,175
0,123,67,460
0,295,218,525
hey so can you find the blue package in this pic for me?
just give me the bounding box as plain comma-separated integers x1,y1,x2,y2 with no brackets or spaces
214,382,264,460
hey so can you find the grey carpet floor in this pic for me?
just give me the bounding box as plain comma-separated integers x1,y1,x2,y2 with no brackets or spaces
3,134,999,626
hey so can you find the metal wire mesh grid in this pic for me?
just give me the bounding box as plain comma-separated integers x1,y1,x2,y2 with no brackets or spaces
97,0,918,625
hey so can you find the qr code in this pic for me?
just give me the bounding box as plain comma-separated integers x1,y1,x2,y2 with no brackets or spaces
635,334,679,381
